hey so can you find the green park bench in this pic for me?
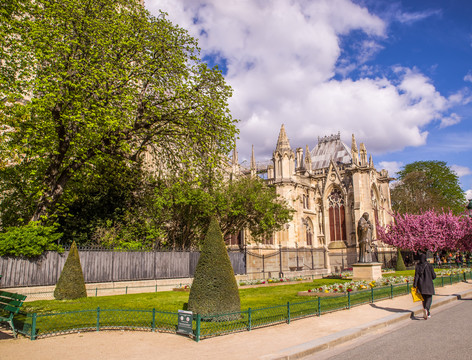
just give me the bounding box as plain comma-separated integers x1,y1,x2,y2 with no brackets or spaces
0,291,27,337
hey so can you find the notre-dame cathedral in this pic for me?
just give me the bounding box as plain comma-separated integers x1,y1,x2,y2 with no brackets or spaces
228,125,394,275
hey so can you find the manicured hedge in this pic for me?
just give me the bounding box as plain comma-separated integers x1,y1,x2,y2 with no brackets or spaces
187,218,240,317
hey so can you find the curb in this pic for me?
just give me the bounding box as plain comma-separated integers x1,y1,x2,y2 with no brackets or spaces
261,287,472,360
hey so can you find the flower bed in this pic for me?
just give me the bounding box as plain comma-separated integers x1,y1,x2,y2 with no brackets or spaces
299,275,414,296
436,267,472,276
172,284,191,291
238,276,311,287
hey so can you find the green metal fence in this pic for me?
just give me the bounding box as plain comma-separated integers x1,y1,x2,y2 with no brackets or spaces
14,271,471,342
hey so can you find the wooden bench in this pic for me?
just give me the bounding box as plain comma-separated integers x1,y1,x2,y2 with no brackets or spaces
0,291,27,337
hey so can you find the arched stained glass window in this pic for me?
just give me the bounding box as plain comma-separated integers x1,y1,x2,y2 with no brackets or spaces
328,188,346,241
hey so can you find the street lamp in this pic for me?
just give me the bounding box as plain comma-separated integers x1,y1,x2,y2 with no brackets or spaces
467,199,472,217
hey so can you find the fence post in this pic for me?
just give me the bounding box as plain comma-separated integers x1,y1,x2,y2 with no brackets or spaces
318,297,321,317
450,274,452,285
279,245,283,278
195,314,201,342
262,254,265,277
371,287,374,303
245,245,248,275
247,308,252,331
287,302,291,324
111,250,115,282
31,313,37,340
390,284,393,299
407,281,410,294
441,276,444,287
96,307,100,332
95,288,98,297
347,292,351,309
152,308,156,332
126,286,128,295
311,247,314,270
155,284,157,292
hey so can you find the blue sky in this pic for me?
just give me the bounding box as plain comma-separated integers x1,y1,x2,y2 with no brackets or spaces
146,0,472,198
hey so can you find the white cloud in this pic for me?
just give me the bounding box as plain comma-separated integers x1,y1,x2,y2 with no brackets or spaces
465,189,472,200
146,1,463,161
378,161,403,177
465,72,472,83
440,113,461,128
450,165,472,177
394,9,442,25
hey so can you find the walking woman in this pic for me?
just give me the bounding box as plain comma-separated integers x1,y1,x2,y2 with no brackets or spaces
414,252,437,320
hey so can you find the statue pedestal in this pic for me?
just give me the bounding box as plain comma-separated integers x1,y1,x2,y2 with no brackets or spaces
352,263,382,281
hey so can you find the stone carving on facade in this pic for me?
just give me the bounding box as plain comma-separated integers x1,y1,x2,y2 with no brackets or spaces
357,212,373,263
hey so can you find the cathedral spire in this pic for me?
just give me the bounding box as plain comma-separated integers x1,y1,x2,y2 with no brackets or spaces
351,134,358,152
296,147,304,172
232,146,238,166
359,143,367,166
231,145,239,179
272,124,295,181
351,134,359,165
369,154,374,168
276,124,292,152
250,145,256,177
305,145,312,172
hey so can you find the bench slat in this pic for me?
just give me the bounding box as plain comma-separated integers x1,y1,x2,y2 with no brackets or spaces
3,305,21,314
0,292,27,337
0,298,23,307
0,292,27,301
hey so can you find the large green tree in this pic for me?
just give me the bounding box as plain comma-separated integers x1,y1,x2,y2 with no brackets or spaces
391,160,466,215
0,0,237,226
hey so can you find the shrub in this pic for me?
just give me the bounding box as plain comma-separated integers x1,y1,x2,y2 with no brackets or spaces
54,241,87,300
0,222,63,258
395,248,407,271
187,217,240,317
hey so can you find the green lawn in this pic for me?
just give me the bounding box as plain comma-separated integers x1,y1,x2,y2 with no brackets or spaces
22,270,429,315
23,278,348,314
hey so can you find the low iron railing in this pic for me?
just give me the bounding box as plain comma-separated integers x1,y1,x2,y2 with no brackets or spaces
14,271,471,341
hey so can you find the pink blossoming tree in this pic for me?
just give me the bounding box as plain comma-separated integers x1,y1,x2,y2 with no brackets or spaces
377,210,472,252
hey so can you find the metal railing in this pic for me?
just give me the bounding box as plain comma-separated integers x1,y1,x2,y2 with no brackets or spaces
13,271,471,341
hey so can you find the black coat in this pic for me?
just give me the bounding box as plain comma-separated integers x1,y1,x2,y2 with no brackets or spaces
414,261,436,295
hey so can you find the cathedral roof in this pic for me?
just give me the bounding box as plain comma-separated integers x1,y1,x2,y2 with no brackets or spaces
310,133,352,169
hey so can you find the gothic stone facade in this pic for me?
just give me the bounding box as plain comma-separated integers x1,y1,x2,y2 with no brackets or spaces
230,125,394,273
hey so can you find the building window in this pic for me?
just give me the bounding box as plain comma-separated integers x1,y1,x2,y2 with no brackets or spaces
225,230,244,246
328,188,346,241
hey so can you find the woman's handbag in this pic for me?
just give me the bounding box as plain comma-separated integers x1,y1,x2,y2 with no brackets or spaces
411,286,424,302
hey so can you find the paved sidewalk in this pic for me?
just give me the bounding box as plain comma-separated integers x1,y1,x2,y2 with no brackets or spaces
1,281,471,360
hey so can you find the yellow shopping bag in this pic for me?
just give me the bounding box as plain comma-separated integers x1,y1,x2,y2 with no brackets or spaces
411,286,424,302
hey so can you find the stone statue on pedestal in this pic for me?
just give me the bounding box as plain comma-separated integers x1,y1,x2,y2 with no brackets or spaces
357,212,373,263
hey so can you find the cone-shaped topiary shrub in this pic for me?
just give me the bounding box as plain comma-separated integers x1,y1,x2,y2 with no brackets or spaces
395,248,406,271
54,241,87,300
187,217,241,319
